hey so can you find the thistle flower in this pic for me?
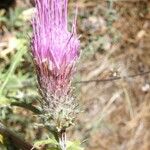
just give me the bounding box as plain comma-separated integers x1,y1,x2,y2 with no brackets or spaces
32,0,80,95
31,0,80,130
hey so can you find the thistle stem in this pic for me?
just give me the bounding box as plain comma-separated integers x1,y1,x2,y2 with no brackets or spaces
59,130,67,150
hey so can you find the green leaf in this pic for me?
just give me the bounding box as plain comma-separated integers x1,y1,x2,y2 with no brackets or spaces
67,141,84,150
0,96,15,105
33,138,58,149
0,134,4,144
0,39,26,95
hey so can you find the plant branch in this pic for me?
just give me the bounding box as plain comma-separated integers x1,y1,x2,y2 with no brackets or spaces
0,122,36,150
75,70,150,84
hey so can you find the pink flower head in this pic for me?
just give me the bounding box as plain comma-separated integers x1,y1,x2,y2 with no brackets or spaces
32,0,80,96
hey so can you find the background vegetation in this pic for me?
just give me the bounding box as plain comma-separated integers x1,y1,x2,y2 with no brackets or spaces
0,0,150,149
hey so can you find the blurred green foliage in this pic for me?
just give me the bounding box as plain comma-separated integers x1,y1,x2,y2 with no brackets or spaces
0,5,37,144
